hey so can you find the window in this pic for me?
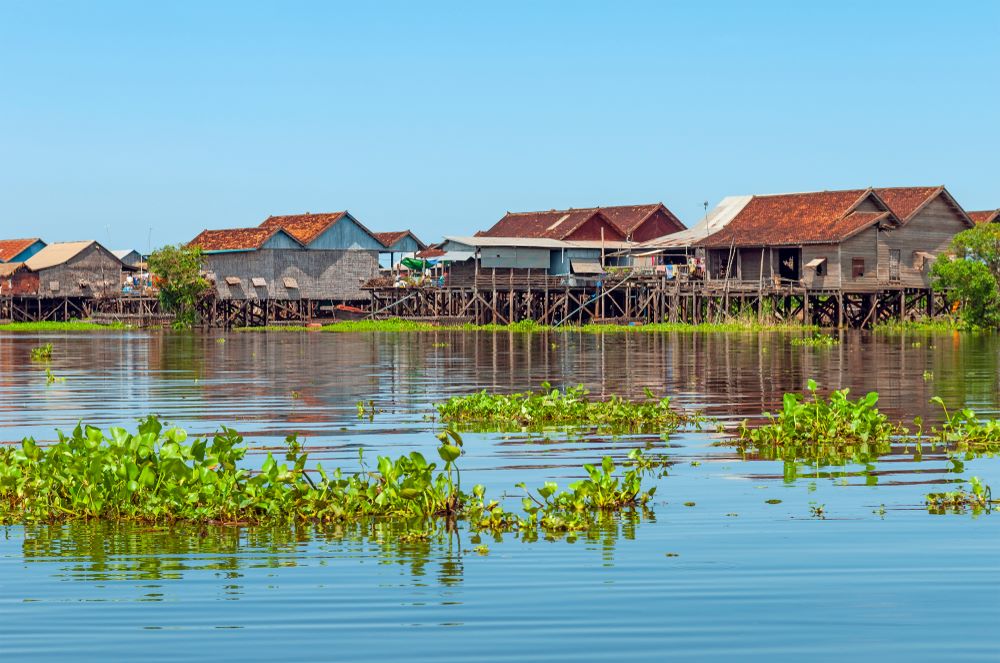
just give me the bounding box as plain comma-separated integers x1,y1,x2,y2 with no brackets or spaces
852,258,865,279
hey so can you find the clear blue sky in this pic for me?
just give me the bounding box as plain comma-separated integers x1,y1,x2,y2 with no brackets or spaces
2,1,997,250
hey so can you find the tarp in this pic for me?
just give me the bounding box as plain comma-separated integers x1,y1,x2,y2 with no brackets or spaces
401,257,438,271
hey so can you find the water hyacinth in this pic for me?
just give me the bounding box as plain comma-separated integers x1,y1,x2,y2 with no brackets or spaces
0,417,658,535
435,382,687,434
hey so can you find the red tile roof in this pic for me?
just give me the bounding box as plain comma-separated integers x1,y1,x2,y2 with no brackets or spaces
0,238,41,262
481,208,605,240
373,230,427,250
699,189,896,247
969,209,1000,224
597,204,685,236
873,186,944,221
259,212,348,244
190,227,292,251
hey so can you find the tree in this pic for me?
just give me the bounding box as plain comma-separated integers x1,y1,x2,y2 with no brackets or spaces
929,224,1000,329
147,245,209,328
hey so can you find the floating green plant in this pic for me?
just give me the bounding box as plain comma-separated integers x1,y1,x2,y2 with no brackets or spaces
44,368,65,385
30,343,53,361
738,380,902,448
0,419,657,537
435,383,687,434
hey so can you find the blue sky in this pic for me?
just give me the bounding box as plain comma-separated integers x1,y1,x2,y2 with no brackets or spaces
2,1,997,250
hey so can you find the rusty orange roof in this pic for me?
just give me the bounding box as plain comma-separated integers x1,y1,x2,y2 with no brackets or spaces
373,230,427,250
0,238,42,262
699,189,898,248
969,209,1000,224
189,227,297,252
481,208,624,240
873,186,947,222
259,212,348,244
597,203,685,236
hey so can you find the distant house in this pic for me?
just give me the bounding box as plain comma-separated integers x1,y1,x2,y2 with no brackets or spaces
17,241,124,297
480,204,684,243
189,215,380,302
694,186,973,289
0,238,46,263
0,262,32,296
258,212,384,250
968,209,1000,225
439,235,631,279
373,231,427,268
111,249,143,268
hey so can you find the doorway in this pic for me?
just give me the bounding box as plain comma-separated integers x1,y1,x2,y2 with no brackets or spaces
777,248,800,282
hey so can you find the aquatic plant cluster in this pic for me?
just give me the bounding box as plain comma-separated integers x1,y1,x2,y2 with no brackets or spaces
435,383,687,434
0,417,655,535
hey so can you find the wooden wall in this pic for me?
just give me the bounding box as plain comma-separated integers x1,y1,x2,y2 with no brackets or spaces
884,196,971,288
28,244,123,297
205,249,379,301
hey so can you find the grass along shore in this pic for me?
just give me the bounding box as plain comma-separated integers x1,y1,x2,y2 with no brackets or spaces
0,320,131,332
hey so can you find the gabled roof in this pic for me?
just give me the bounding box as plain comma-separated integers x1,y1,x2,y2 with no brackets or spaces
111,249,140,260
596,203,685,236
874,186,973,226
259,212,349,244
480,208,622,240
25,241,113,270
189,227,301,252
0,238,43,263
642,196,753,249
373,230,428,251
698,189,900,248
969,209,1000,225
0,262,27,277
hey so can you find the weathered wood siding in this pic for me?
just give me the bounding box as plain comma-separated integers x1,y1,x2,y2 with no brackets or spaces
384,235,422,253
308,216,384,251
800,245,839,289
29,244,123,297
205,249,378,301
884,196,971,288
837,226,883,290
260,232,302,250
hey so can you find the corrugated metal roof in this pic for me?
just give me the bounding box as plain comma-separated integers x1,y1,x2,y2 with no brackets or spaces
969,209,1000,224
25,241,102,270
0,261,27,277
0,238,42,263
641,196,754,249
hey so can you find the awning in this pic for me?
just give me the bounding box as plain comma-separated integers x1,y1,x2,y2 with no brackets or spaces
251,277,267,288
913,251,936,269
805,257,827,269
282,277,299,289
571,260,604,274
439,250,475,262
224,276,241,286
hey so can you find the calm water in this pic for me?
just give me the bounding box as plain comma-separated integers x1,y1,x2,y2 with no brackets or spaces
1,329,999,661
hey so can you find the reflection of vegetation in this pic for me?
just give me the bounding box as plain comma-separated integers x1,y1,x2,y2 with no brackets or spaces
234,318,814,334
790,333,839,347
18,512,653,584
29,343,53,361
436,383,687,434
927,477,994,515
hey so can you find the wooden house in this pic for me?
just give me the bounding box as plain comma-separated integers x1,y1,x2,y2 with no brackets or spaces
479,203,685,243
373,230,427,268
439,235,631,280
190,220,380,302
111,249,143,268
0,238,46,263
969,209,1000,225
0,262,33,296
696,186,973,290
19,241,124,297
